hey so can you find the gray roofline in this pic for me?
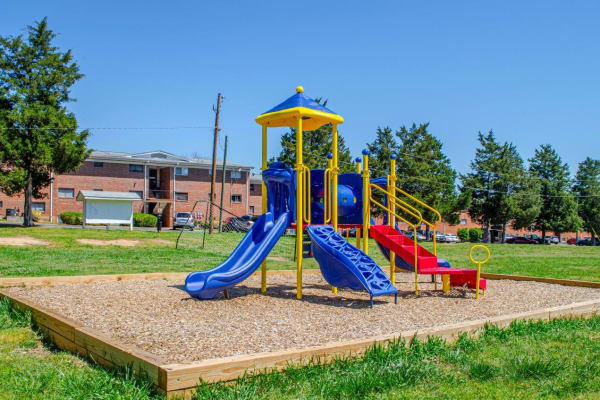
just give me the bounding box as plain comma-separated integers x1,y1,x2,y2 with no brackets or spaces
88,150,253,170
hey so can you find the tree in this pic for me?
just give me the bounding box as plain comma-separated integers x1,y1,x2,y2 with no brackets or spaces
366,126,397,179
0,18,90,226
528,144,582,241
573,157,600,244
269,98,353,172
394,123,470,234
461,131,540,243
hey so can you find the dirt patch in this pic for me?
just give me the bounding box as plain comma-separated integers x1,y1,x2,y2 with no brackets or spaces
266,256,289,262
0,236,49,247
76,239,139,247
148,239,173,246
10,273,600,364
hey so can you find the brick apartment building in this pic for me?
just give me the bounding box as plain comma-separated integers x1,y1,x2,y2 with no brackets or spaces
0,150,256,227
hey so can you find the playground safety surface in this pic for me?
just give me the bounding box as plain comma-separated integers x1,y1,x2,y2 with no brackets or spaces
6,271,600,364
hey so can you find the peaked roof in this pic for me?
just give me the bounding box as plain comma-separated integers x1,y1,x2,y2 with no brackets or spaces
89,150,252,169
76,190,142,201
256,86,344,130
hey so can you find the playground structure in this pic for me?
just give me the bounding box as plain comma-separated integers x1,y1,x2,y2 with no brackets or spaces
185,86,488,305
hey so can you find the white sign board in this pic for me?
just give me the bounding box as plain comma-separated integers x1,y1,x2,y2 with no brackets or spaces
84,199,133,228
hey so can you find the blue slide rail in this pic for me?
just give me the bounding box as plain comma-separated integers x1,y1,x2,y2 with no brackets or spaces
185,163,294,299
307,225,397,307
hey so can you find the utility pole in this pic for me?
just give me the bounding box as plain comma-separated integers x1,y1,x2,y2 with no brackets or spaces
218,135,228,232
209,93,222,234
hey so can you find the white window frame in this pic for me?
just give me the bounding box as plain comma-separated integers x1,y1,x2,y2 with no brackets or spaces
231,194,242,203
175,167,188,176
58,188,75,198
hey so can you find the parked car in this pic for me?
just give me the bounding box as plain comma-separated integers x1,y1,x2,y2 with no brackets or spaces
505,236,537,244
173,212,194,230
444,233,460,243
577,237,599,246
223,217,250,232
567,237,577,245
405,231,426,241
523,234,543,244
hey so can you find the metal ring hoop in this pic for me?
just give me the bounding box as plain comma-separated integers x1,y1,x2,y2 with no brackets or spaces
469,244,491,265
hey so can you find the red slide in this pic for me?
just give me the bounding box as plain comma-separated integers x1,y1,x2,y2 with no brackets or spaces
370,225,486,290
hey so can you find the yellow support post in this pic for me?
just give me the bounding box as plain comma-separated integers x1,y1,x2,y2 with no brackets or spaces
389,155,397,286
469,244,491,299
295,117,304,300
327,155,338,295
261,125,268,293
355,157,361,250
362,150,370,255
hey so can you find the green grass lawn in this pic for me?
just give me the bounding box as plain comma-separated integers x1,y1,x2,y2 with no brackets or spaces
0,226,599,281
1,225,600,399
1,296,600,400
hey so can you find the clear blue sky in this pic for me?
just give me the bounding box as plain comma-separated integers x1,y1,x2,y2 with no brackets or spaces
2,1,599,175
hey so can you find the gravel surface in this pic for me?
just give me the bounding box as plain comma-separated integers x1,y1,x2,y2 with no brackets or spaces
9,273,600,363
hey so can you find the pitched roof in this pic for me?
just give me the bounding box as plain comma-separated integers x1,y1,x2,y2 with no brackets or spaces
88,150,252,169
76,190,142,201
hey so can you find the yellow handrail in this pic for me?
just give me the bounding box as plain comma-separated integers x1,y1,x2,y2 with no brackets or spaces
302,165,311,224
370,184,423,227
469,244,491,299
393,186,442,255
323,167,332,224
369,183,423,295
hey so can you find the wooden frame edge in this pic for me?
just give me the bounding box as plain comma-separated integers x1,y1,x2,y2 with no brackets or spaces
0,289,167,390
158,298,600,395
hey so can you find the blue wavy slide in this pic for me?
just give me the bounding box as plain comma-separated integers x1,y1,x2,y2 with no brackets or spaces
307,225,397,307
185,211,290,299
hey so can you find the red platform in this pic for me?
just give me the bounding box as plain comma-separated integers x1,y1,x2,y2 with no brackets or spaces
370,224,485,290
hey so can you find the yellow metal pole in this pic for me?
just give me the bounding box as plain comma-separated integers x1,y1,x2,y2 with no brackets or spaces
355,157,361,249
327,155,338,295
389,155,397,286
332,124,339,232
414,226,419,296
261,125,268,293
296,117,304,300
362,150,370,255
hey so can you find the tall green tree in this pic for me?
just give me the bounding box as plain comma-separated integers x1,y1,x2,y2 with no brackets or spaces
572,157,600,244
270,98,353,172
394,123,470,232
528,144,582,241
0,18,90,226
366,126,397,179
461,131,540,243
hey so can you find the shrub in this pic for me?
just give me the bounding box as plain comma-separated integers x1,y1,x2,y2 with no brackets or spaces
31,209,43,222
469,228,482,242
133,213,157,227
457,228,469,242
60,211,82,225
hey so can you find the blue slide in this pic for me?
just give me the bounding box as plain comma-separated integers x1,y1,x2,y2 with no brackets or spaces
307,225,397,306
185,211,290,299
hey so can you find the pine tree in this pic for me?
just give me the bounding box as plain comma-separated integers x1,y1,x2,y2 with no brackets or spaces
528,144,582,242
573,157,600,244
270,98,353,172
461,131,540,243
366,126,397,179
394,123,470,233
0,18,90,226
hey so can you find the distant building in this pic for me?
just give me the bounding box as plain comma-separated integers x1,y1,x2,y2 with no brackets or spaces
0,150,256,227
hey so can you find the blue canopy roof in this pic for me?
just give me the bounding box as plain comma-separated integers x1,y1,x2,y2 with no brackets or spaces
262,91,339,116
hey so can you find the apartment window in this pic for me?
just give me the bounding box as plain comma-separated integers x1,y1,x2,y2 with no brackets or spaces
0,201,3,208
250,184,255,191
231,194,242,203
93,161,104,168
249,206,255,214
93,189,103,191
460,219,467,225
32,202,45,212
175,167,188,176
129,164,143,173
129,190,143,199
58,188,74,198
231,171,242,179
175,192,188,201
